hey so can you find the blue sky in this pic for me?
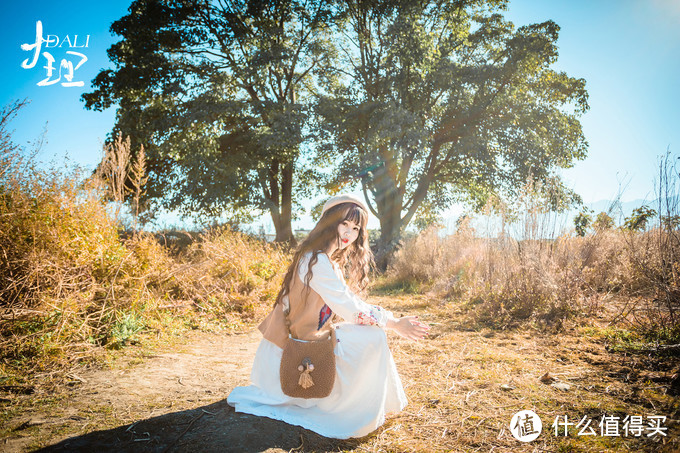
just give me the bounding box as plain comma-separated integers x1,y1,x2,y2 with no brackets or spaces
1,2,126,168
504,0,680,205
1,0,679,231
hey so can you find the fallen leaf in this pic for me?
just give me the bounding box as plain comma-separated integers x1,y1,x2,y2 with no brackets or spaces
540,372,557,384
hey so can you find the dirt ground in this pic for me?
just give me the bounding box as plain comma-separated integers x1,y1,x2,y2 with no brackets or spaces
2,295,679,452
2,329,361,452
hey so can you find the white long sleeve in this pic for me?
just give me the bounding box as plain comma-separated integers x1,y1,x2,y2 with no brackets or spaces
297,252,395,327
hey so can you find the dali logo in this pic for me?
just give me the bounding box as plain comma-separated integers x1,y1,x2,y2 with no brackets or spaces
20,20,90,87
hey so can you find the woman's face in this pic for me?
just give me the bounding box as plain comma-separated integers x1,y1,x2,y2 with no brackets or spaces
337,219,360,249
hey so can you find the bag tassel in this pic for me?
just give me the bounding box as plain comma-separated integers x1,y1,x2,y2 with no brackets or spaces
298,361,315,389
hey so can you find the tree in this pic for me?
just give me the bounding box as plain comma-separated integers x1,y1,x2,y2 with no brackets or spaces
316,0,588,262
623,206,656,232
593,211,614,231
83,0,337,243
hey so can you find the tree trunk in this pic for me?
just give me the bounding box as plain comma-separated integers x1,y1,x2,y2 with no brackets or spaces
278,160,296,246
372,165,403,271
269,205,296,245
269,160,297,246
375,209,403,271
272,211,295,244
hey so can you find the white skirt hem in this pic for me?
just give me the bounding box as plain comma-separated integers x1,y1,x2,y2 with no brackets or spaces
227,323,407,439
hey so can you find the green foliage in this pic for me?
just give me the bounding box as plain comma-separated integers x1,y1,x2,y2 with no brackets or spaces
83,0,339,242
574,208,592,237
86,0,588,249
108,312,144,349
412,200,444,231
661,214,680,230
623,206,656,231
317,0,588,248
593,211,615,230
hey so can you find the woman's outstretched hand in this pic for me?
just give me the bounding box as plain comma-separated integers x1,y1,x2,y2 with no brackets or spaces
386,316,429,340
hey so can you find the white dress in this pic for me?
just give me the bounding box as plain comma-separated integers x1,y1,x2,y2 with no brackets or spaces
227,252,408,439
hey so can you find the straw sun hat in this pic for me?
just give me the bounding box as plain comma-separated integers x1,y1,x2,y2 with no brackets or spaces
321,194,369,217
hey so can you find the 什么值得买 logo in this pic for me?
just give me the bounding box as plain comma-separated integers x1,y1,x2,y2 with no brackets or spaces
509,410,668,442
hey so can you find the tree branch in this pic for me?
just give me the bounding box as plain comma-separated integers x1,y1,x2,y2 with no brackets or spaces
361,178,380,217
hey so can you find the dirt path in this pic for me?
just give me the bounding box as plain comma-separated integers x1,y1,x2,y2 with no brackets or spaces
3,330,354,453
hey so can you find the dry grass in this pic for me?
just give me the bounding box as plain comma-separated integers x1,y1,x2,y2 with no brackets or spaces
0,220,289,385
4,293,675,452
383,227,599,330
164,225,290,324
370,181,680,450
0,107,290,385
359,294,680,452
383,201,680,345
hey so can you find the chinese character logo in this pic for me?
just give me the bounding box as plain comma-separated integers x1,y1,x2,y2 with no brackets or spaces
552,413,668,438
20,20,89,87
510,410,542,442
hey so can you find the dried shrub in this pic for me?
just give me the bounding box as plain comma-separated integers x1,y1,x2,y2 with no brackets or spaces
0,102,290,379
386,168,680,342
384,183,617,330
166,226,290,322
0,128,122,307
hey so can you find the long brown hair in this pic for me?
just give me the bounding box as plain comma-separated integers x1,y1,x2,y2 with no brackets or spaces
275,202,373,307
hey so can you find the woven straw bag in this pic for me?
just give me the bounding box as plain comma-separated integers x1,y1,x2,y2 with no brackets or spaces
280,322,336,399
